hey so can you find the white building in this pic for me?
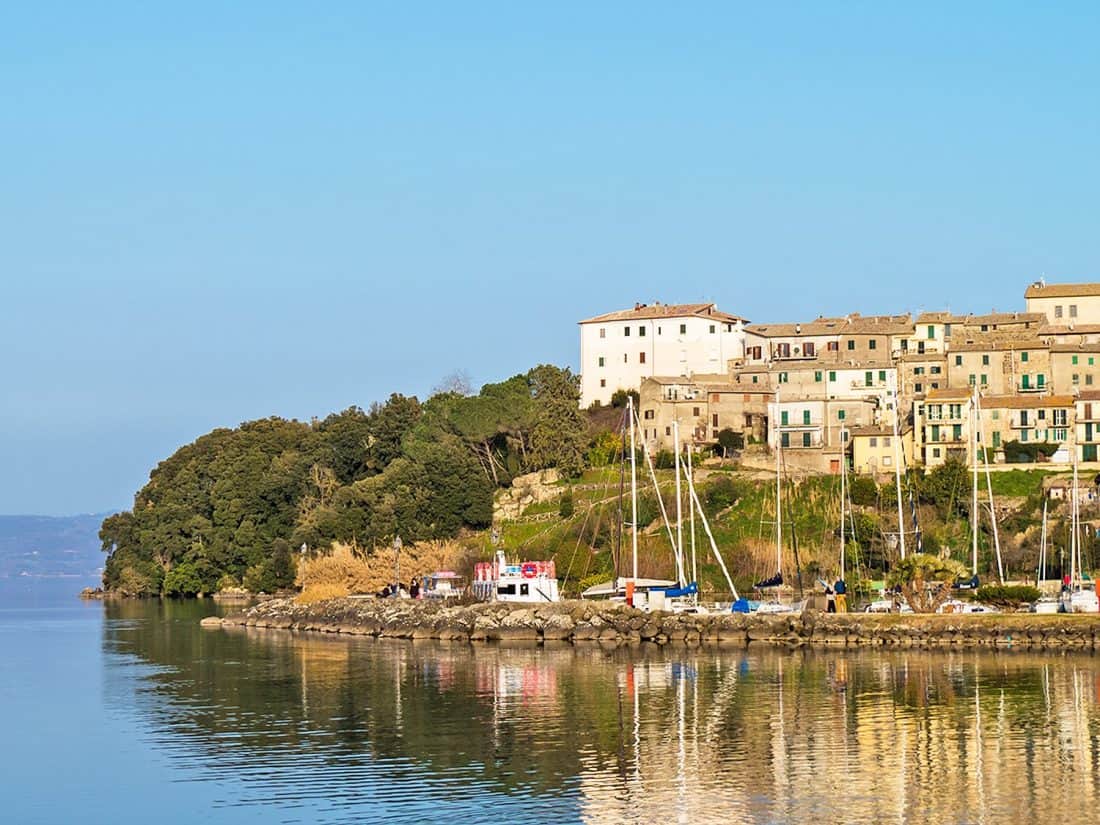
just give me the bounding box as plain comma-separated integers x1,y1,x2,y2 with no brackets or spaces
1026,280,1100,325
578,302,747,407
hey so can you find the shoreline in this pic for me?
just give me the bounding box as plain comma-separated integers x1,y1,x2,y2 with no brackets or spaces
203,597,1100,650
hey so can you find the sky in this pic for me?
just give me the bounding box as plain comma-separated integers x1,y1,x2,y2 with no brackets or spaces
2,2,1098,515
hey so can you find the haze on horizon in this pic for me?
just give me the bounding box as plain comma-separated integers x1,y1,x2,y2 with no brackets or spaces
2,2,1098,515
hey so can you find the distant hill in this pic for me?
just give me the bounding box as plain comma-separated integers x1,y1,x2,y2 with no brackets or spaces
0,514,110,580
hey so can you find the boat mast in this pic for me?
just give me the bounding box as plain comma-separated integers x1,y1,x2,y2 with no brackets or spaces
687,441,697,597
1038,499,1048,588
682,458,738,599
674,418,684,587
972,385,980,576
775,384,783,576
1071,446,1079,589
975,390,1003,581
628,395,638,585
892,386,906,559
839,426,847,581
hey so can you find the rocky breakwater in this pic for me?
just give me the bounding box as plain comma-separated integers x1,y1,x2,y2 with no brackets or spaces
203,598,1100,650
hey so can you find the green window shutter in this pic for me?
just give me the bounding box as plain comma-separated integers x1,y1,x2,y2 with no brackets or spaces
838,410,846,420
878,370,886,382
781,411,789,426
1022,375,1030,389
931,425,940,442
980,374,987,386
803,410,811,425
1021,351,1029,362
865,371,873,387
1073,355,1079,365
802,432,811,447
814,371,822,382
992,431,1001,448
829,371,836,381
955,355,963,366
1038,374,1046,388
781,433,790,448
927,325,935,339
969,374,975,386
953,424,962,441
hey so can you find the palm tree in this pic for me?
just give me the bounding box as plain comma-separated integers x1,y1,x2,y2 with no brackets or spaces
886,553,969,613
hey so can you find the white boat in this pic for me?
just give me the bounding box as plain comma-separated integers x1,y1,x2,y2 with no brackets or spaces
1059,444,1098,613
1032,597,1060,615
420,570,465,600
472,551,559,603
938,598,998,614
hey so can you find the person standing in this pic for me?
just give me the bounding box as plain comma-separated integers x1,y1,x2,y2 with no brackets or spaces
826,584,836,613
834,577,847,613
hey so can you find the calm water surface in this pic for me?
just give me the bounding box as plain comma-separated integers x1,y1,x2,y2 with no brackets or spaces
5,578,1100,823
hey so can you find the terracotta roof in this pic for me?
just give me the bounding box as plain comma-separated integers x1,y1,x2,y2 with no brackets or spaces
981,394,1074,409
916,311,1044,326
948,337,1045,353
580,302,747,324
1025,282,1100,299
643,373,732,387
746,313,912,337
1040,324,1100,335
848,423,913,437
1076,391,1100,402
1050,343,1100,353
925,387,973,401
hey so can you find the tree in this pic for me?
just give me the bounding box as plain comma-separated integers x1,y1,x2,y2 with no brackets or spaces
716,428,742,457
886,553,969,613
528,364,588,478
610,389,639,409
432,369,473,397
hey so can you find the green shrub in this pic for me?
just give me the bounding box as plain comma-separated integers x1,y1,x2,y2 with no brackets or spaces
559,489,575,518
847,476,878,506
973,584,1041,607
163,562,204,597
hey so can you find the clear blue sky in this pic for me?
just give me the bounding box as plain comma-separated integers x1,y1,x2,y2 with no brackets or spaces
2,2,1098,515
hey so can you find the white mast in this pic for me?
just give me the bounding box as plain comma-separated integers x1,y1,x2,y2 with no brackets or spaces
1071,447,1079,590
839,426,847,581
682,460,737,599
775,385,783,575
673,418,684,587
975,391,1004,582
687,442,698,594
628,395,638,584
971,385,980,575
1037,500,1048,588
892,387,907,559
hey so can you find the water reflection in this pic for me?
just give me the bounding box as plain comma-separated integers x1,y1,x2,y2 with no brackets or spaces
103,600,1100,824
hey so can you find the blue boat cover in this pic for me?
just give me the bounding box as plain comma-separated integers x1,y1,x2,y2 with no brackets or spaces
659,582,699,598
731,598,751,613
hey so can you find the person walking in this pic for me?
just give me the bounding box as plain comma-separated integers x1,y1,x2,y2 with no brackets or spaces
826,584,836,613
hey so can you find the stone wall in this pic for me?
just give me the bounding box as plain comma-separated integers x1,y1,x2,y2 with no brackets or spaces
205,597,1100,650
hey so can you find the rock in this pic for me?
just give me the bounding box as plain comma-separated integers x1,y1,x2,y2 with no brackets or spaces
199,616,223,628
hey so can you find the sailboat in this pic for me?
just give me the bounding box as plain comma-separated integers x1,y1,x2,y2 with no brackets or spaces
1032,500,1060,613
741,386,804,614
1059,444,1099,613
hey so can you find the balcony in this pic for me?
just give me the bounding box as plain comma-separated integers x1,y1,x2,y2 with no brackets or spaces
1016,382,1045,393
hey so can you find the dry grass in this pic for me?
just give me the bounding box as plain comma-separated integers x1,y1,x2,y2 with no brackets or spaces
294,540,471,603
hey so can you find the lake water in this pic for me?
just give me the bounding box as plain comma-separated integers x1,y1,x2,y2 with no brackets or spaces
5,578,1100,823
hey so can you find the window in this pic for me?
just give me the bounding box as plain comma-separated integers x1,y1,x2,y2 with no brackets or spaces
639,352,646,364
1037,374,1045,388
644,409,654,420
1073,355,1079,365
1073,373,1080,385
1054,428,1068,440
981,324,989,332
709,324,715,334
624,327,630,337
1038,409,1046,420
827,341,839,352
802,432,811,447
915,382,924,393
1071,305,1078,318
878,370,887,383
865,372,873,387
992,431,1001,448
953,424,962,441
883,455,892,466
931,382,940,389
657,326,662,335
781,411,789,426
980,374,988,386
712,413,719,427
599,328,606,338
1021,351,1029,362
838,410,846,420
931,366,941,374
927,325,935,339
982,354,990,366
869,339,877,350
679,324,686,335
955,355,963,366
1021,430,1028,442
1054,409,1068,426
933,448,941,458
884,437,892,447
639,326,646,337
847,340,855,351
1056,306,1064,319
600,379,606,387
1089,375,1095,386
623,354,628,363
1091,358,1095,366
829,371,837,381
803,410,811,425
815,370,823,382
804,342,816,357
969,374,976,386
781,433,790,448
693,406,700,416
752,375,758,384
931,425,941,442
665,426,671,436
1020,411,1029,425
869,437,878,447
914,367,925,375
779,372,789,383
944,324,953,338
1022,374,1031,389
